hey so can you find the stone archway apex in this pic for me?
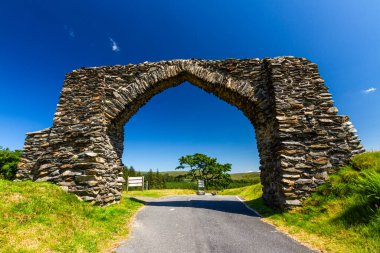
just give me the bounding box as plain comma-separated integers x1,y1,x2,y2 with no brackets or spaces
16,57,364,209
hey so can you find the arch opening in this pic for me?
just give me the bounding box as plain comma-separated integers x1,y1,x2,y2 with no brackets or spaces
104,71,281,206
121,81,260,175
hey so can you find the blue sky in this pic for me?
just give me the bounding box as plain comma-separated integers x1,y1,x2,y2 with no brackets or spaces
0,1,379,173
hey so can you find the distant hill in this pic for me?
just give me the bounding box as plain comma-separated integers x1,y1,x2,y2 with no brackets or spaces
158,171,188,177
157,171,260,180
230,172,260,180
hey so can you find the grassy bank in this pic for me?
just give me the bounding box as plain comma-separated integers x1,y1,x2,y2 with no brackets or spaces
126,188,196,198
0,180,143,253
221,151,380,253
2,152,378,252
0,181,196,253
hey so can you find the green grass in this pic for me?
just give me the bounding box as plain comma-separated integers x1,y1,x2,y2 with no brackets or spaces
165,181,197,189
159,171,188,177
230,172,260,180
138,171,260,190
3,152,378,252
220,151,380,252
126,188,196,198
163,180,258,190
0,180,143,253
159,171,260,180
219,183,274,216
351,151,380,172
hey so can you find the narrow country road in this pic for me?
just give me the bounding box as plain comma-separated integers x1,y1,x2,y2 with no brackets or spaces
115,195,316,253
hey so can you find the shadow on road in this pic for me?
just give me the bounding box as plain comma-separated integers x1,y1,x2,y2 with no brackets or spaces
244,197,280,217
134,197,261,217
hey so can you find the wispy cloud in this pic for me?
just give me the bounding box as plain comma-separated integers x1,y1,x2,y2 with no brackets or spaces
362,87,377,94
64,25,75,38
109,38,120,52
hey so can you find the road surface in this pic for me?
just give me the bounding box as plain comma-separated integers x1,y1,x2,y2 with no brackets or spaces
115,195,316,253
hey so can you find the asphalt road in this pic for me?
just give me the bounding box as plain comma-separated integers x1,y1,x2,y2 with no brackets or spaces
115,195,316,253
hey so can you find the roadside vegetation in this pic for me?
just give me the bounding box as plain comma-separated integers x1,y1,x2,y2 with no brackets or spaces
0,180,143,253
123,157,260,191
0,148,255,252
3,144,378,252
221,151,380,253
126,188,196,198
0,147,22,180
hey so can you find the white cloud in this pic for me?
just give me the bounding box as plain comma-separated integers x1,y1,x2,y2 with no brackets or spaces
109,38,120,52
362,87,377,94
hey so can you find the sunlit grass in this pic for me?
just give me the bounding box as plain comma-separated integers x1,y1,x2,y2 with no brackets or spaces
0,180,143,253
219,151,380,253
2,152,379,252
125,188,196,198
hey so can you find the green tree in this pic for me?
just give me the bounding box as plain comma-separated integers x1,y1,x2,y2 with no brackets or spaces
0,147,22,180
156,169,166,189
146,169,154,189
128,166,136,177
122,166,138,189
175,153,232,190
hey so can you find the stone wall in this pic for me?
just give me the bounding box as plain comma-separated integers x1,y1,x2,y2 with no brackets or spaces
16,57,364,209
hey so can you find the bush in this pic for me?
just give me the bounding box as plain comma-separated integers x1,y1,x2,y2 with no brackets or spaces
0,147,22,180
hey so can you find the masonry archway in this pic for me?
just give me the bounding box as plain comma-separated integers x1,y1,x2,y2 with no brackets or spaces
17,57,364,209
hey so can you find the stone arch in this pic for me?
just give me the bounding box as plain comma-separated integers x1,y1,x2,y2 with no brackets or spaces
16,57,364,209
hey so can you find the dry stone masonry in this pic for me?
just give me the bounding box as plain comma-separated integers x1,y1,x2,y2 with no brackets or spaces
16,57,364,209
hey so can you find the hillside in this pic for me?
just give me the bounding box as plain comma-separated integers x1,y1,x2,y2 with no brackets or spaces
159,170,188,177
2,152,379,252
230,172,260,180
221,151,380,252
0,180,143,253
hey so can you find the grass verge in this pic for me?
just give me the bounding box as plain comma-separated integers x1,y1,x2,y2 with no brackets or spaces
125,188,196,198
0,181,195,253
220,151,380,253
0,180,143,253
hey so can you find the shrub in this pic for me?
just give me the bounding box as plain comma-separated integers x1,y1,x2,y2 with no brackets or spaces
0,146,22,180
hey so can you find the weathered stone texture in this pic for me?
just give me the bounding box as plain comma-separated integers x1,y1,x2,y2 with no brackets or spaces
16,57,364,209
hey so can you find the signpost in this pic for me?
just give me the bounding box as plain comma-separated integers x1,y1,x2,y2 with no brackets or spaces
127,176,144,191
197,179,205,195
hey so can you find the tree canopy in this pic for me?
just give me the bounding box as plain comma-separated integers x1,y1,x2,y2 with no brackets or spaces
0,147,22,180
176,153,232,190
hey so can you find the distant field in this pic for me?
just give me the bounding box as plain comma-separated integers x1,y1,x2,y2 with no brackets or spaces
230,172,260,180
158,171,260,179
165,181,197,189
159,171,188,176
126,188,196,198
158,171,261,189
132,171,261,190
